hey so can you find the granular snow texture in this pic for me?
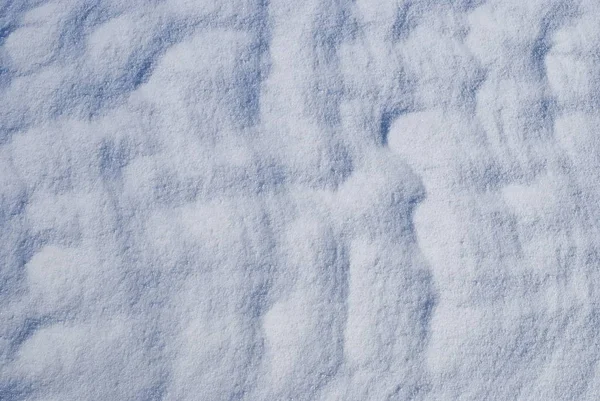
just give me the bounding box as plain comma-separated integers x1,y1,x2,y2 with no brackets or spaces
2,0,600,400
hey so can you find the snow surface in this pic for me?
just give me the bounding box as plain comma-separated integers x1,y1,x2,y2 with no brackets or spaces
2,0,600,400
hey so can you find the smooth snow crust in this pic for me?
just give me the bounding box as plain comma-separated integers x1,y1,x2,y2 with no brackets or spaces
1,0,600,400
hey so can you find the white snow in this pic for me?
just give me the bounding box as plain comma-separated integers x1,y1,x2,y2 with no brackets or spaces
2,0,600,400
